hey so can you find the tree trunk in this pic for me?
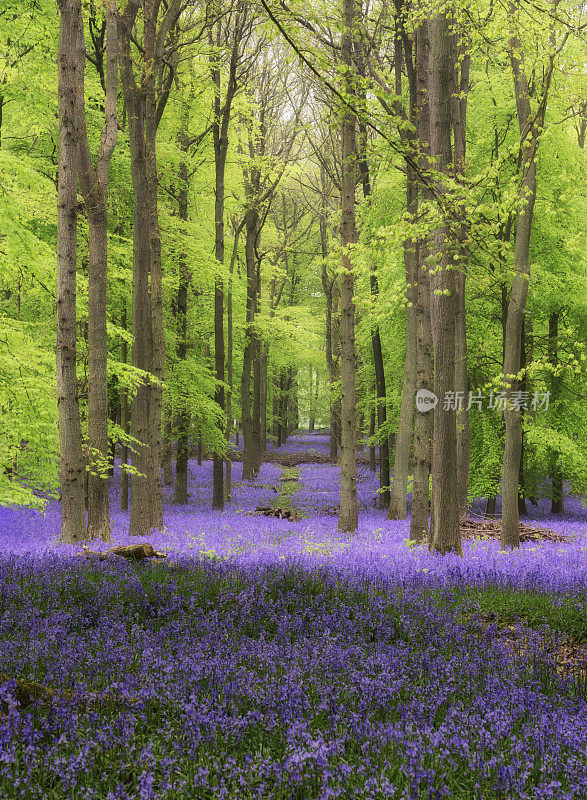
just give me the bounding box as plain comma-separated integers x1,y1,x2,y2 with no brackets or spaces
210,16,240,509
320,169,339,462
145,19,164,532
120,299,129,512
162,416,173,485
501,7,550,549
369,407,376,472
548,310,564,514
338,0,358,533
409,23,433,544
119,2,154,536
260,342,269,453
451,33,471,515
387,28,419,521
56,0,87,543
428,11,461,556
76,0,117,542
309,368,315,432
517,317,528,516
241,210,257,480
174,126,191,506
225,221,241,503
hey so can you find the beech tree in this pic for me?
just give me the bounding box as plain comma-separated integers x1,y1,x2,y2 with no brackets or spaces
427,9,461,555
500,3,561,549
118,0,184,534
338,0,358,532
56,0,86,543
209,0,256,508
75,0,118,542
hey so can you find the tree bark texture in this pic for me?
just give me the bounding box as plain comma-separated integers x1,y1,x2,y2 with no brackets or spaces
120,299,129,512
174,119,191,506
428,12,461,556
548,311,564,514
56,0,87,543
119,3,153,535
409,24,433,544
338,0,358,533
451,31,471,514
75,0,117,542
501,5,551,549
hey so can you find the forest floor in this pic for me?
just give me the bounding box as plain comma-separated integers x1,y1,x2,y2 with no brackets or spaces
1,431,587,798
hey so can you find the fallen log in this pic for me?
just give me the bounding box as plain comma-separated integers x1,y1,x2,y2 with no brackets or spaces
78,543,167,561
253,506,301,521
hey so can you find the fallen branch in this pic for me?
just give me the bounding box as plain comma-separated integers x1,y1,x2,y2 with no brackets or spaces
459,515,571,544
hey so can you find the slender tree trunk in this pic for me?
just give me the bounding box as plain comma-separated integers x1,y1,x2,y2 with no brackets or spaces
309,368,315,432
174,125,191,506
76,1,117,542
260,342,269,453
518,317,528,515
163,417,173,485
225,222,241,503
56,0,86,543
548,310,564,513
209,15,240,509
320,173,339,462
338,0,358,532
120,299,129,512
357,121,390,507
501,7,551,549
428,11,461,555
369,407,376,472
241,210,257,480
451,33,471,515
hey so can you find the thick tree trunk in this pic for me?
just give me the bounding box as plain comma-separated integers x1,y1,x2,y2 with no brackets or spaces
56,0,87,544
145,25,164,531
124,91,152,535
409,24,433,544
119,1,164,536
428,12,461,555
338,0,358,532
410,241,434,545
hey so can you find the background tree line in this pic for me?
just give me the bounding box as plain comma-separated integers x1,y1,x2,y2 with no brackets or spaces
0,0,585,552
